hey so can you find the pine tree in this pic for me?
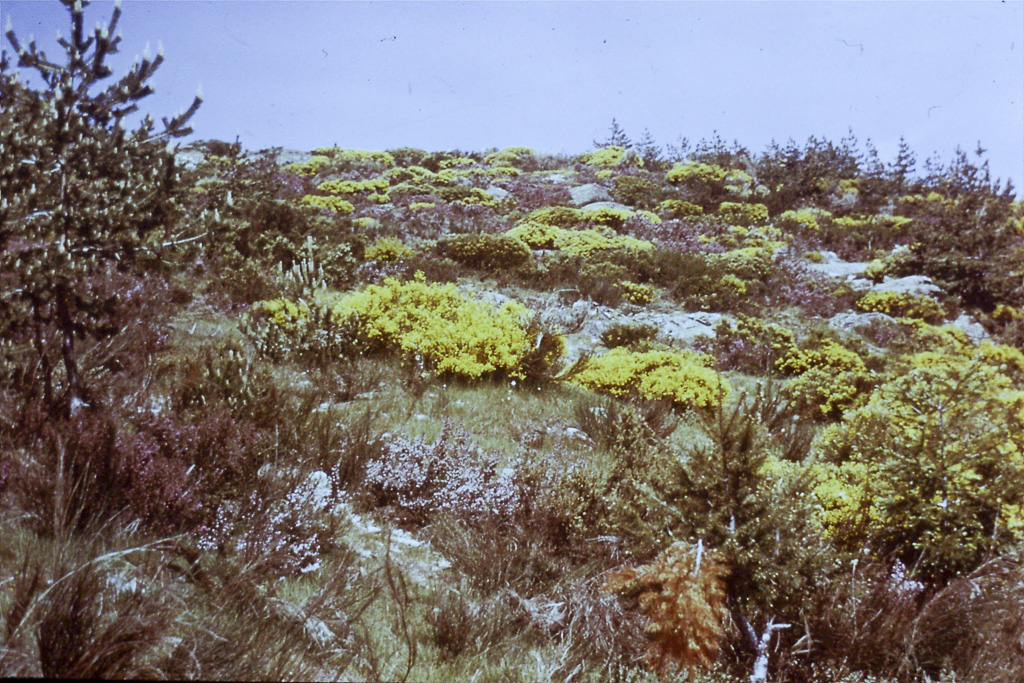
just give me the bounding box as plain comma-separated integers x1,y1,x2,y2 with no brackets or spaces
636,127,664,169
888,135,916,194
0,0,201,414
594,117,631,149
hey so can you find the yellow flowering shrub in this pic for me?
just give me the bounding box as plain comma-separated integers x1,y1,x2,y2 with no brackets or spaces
724,169,754,195
778,208,831,232
409,201,436,211
317,177,390,195
313,148,395,171
812,356,1024,580
506,221,561,249
384,165,436,185
451,187,499,207
666,162,727,186
438,156,476,169
714,246,774,280
637,210,662,224
553,228,654,258
717,202,768,225
484,166,521,178
777,339,865,376
658,199,704,218
365,236,414,261
620,282,654,305
595,169,614,179
778,339,871,419
718,274,747,297
579,145,641,168
484,146,535,168
993,304,1023,323
584,206,635,231
574,347,728,411
367,192,391,204
326,274,550,379
526,206,586,227
856,290,945,323
283,155,331,177
298,194,354,215
901,320,972,357
352,217,377,230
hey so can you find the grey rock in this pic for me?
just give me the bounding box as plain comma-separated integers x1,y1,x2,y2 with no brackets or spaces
950,314,990,343
546,173,569,184
828,311,897,335
484,185,511,200
639,311,724,343
581,201,633,212
273,149,318,166
569,183,613,206
870,275,942,297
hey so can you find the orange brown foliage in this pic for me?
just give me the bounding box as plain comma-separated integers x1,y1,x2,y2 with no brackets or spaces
603,541,729,681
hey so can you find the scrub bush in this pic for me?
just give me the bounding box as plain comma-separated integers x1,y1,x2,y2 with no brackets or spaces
573,347,729,412
438,233,531,270
611,175,662,209
856,290,946,323
814,354,1024,582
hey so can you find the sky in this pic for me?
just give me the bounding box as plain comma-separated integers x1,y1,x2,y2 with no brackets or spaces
3,0,1023,192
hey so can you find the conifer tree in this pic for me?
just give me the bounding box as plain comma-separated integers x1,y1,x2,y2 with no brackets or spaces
594,117,631,149
0,0,200,414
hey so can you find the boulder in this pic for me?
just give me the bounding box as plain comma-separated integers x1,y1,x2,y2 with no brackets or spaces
806,251,871,282
870,275,942,297
274,149,318,166
639,311,723,344
569,183,613,206
580,201,633,212
484,185,511,201
950,314,989,343
828,311,897,335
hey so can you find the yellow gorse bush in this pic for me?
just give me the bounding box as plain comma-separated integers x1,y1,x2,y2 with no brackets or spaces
717,201,768,225
282,155,331,177
552,228,654,258
325,273,550,380
857,290,945,323
298,194,354,215
778,207,831,232
666,161,728,186
484,146,535,168
579,145,641,168
364,236,414,262
573,347,729,411
317,177,390,195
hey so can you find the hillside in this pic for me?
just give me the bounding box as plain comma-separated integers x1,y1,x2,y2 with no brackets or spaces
3,130,1023,681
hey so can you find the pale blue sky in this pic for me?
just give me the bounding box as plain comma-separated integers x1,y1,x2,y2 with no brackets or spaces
4,1,1023,191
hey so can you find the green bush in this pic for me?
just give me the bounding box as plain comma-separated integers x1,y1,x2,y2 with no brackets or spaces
438,233,532,270
600,322,659,349
611,175,662,209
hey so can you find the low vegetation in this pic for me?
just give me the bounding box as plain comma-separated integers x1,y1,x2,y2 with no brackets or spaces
2,3,1023,681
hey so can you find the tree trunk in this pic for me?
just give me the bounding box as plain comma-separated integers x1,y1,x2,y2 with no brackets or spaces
56,293,83,416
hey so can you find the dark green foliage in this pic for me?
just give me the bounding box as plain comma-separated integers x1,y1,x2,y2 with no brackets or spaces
438,233,531,271
0,0,200,413
658,393,843,635
594,117,631,149
387,147,429,167
611,174,662,209
600,321,659,349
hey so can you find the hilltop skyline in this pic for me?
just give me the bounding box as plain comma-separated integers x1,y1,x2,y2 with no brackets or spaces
3,1,1022,191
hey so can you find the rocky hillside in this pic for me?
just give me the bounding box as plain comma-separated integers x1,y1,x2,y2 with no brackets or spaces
3,133,1023,682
